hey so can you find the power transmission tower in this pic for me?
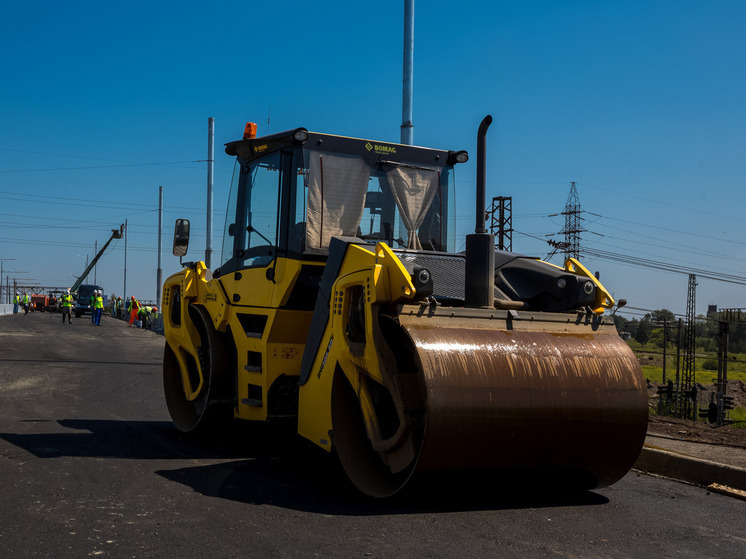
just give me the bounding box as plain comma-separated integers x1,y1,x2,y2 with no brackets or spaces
488,196,512,251
679,274,698,420
562,181,584,259
547,181,585,260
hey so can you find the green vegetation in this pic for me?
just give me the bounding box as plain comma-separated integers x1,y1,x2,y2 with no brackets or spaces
637,355,746,384
729,406,746,426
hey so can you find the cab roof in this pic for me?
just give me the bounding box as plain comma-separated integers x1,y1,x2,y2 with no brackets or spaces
225,128,467,168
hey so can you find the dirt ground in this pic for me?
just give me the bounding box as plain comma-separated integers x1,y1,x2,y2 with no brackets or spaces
645,379,746,447
647,414,746,448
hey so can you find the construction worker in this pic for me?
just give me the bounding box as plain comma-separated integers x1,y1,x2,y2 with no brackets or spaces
22,293,30,315
61,289,73,324
13,293,19,314
93,290,104,326
127,296,140,327
115,296,123,320
90,290,97,325
138,305,150,329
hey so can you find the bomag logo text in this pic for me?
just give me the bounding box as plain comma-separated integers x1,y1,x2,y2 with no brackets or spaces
365,142,397,154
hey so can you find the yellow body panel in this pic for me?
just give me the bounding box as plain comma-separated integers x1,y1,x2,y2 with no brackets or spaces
296,242,416,452
163,257,320,420
163,263,215,400
564,257,615,313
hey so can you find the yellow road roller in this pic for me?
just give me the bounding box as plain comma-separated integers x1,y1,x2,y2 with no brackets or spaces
162,117,647,497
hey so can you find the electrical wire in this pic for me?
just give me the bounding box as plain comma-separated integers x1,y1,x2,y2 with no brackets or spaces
0,160,207,173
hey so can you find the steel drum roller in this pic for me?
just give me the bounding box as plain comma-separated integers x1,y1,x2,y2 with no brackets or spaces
333,310,648,496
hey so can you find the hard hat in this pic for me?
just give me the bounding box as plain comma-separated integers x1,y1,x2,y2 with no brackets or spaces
152,307,158,312
131,295,135,299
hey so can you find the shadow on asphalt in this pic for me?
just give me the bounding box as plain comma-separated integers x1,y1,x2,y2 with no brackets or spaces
0,418,288,460
1,418,609,514
157,457,610,516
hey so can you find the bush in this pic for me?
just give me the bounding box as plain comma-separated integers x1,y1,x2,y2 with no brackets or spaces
700,359,718,371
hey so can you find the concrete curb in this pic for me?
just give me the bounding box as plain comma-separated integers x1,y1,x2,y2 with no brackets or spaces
634,446,746,491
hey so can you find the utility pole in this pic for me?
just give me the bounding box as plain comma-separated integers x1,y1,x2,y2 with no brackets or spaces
123,219,128,299
711,309,743,425
662,317,667,384
94,241,97,285
680,274,697,420
157,186,163,309
0,258,15,303
674,318,682,417
400,0,414,145
206,117,214,269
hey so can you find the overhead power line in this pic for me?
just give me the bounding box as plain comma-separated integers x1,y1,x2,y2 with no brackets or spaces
579,182,746,224
586,211,746,247
582,247,746,285
0,191,226,215
0,160,207,173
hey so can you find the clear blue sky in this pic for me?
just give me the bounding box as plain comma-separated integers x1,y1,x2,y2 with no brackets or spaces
1,1,745,319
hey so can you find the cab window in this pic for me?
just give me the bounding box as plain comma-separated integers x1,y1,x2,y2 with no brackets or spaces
241,152,281,268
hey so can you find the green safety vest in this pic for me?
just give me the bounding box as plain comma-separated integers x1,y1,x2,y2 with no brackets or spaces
62,294,73,307
22,295,29,304
94,296,103,309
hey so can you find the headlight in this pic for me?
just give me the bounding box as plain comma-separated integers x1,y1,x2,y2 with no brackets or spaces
583,281,594,295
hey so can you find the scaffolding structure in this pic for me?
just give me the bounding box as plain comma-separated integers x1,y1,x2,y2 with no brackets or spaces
488,196,512,251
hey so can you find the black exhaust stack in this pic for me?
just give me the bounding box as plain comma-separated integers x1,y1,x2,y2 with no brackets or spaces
465,115,495,308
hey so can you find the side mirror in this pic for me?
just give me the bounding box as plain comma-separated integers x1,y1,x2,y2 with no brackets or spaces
173,219,190,257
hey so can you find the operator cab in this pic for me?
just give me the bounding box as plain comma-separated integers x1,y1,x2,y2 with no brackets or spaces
216,127,466,277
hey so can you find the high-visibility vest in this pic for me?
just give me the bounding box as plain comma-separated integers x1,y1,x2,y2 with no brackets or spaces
22,295,29,304
62,294,73,307
14,295,20,304
94,296,104,309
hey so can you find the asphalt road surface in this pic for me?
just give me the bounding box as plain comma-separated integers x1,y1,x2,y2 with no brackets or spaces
1,312,744,558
